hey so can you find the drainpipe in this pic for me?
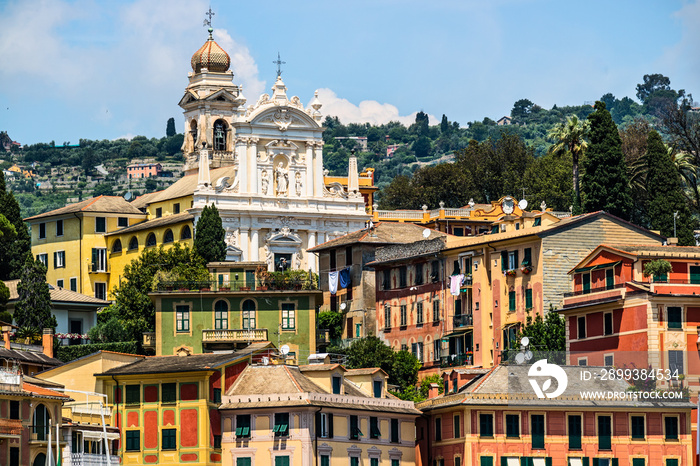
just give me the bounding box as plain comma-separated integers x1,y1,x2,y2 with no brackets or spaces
73,213,82,293
314,407,323,466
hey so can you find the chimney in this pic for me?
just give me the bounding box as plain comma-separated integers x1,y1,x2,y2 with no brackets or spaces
3,331,10,350
42,328,54,359
428,383,440,399
667,237,679,246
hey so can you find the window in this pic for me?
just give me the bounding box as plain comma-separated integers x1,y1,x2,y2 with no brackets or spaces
505,414,519,438
508,250,519,270
598,415,612,450
56,220,63,237
156,207,162,218
273,413,289,436
577,316,586,339
125,385,140,404
431,260,439,282
453,415,461,438
128,236,139,250
383,270,391,290
433,299,440,321
163,229,174,243
370,416,380,439
282,303,295,329
668,307,682,329
39,223,46,239
162,383,176,403
112,239,122,253
531,414,545,449
350,458,359,466
391,418,399,443
214,301,228,330
37,253,48,267
631,415,645,439
399,266,407,288
373,380,382,398
181,225,192,240
604,354,614,367
146,233,157,247
434,340,441,361
665,416,679,440
125,431,140,451
236,414,251,438
345,246,353,266
316,412,333,438
57,279,64,288
415,263,424,285
606,267,614,289
604,312,613,335
91,248,107,272
479,414,493,437
213,119,227,150
632,460,645,466
371,459,379,466
525,289,532,309
95,217,106,233
95,283,107,301
332,376,342,394
54,250,65,268
350,415,362,439
176,305,190,332
669,350,684,375
411,342,423,362
321,456,330,466
508,291,515,312
276,457,290,466
666,460,678,466
568,415,582,449
118,217,128,227
582,272,591,293
9,400,19,420
455,299,462,316
242,300,256,329
452,379,457,393
162,429,176,450
434,417,442,441
523,247,532,266
384,305,391,330
70,277,77,292
400,304,407,326
174,203,180,214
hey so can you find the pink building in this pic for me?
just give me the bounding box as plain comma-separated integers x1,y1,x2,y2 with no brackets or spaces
127,163,162,179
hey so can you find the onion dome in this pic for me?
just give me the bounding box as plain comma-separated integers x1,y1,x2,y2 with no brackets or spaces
191,28,230,73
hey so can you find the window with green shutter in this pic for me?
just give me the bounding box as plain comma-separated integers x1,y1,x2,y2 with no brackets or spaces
321,456,330,466
392,460,399,466
631,416,645,439
176,305,190,332
391,418,399,443
632,459,645,466
435,417,442,441
125,385,140,405
370,417,380,439
665,416,678,440
273,413,289,437
161,383,176,403
598,415,612,450
350,415,362,439
523,247,532,266
508,291,516,312
480,457,493,466
666,460,678,466
350,458,359,466
371,459,379,466
605,268,614,289
668,307,682,329
282,303,295,329
501,251,508,271
479,413,493,437
236,414,251,438
531,414,545,449
214,300,228,330
162,429,176,450
525,289,532,309
582,273,591,293
275,456,290,466
237,458,252,466
125,431,140,451
568,415,582,450
453,415,460,438
505,414,519,438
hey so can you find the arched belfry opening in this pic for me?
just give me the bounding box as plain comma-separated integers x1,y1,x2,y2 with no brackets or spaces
214,119,228,151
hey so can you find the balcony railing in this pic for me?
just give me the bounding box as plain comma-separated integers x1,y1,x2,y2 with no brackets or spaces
156,278,319,292
68,453,120,466
440,352,473,368
29,425,49,441
202,328,268,343
0,418,22,436
564,282,625,297
453,314,473,328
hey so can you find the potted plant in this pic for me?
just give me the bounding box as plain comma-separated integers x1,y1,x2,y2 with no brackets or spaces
643,259,672,283
520,260,532,274
505,269,517,277
255,265,271,290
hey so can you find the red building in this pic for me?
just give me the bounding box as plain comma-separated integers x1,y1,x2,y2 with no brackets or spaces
127,163,162,179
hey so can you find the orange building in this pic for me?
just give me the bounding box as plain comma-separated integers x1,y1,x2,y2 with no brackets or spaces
127,163,162,179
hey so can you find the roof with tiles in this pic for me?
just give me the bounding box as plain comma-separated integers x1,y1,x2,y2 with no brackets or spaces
0,347,62,367
144,166,236,204
24,195,146,221
104,212,194,236
308,222,446,252
5,280,109,306
130,190,164,209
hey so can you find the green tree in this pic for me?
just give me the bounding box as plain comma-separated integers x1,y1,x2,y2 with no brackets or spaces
636,74,672,104
412,136,432,159
581,101,633,220
13,256,56,332
440,114,450,134
109,244,209,341
517,308,565,353
166,117,177,137
317,310,343,342
88,316,130,343
0,172,30,279
93,183,114,197
523,151,573,212
547,115,590,210
345,336,420,391
645,130,697,245
194,204,226,263
511,98,535,122
0,281,11,322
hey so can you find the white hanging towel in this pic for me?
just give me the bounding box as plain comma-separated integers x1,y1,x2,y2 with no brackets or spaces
450,274,464,296
329,271,339,295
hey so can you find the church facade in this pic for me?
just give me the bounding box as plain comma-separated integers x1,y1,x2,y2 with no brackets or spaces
179,28,368,272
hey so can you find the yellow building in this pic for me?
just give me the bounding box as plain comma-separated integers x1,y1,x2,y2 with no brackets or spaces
25,196,147,300
220,363,420,466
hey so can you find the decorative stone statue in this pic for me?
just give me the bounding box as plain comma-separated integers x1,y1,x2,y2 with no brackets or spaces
295,172,302,196
275,162,288,195
261,170,269,195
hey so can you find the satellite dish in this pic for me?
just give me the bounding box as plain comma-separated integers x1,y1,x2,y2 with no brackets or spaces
262,356,269,365
280,345,290,355
520,336,530,347
422,229,431,239
502,196,514,215
525,350,533,361
515,353,526,364
340,302,347,311
518,199,528,210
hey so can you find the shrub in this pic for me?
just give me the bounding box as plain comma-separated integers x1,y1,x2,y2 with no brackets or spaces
56,341,140,362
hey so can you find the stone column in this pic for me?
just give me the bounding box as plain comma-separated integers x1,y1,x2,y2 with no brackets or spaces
314,142,324,197
305,141,314,197
240,228,249,261
236,137,248,193
250,229,259,261
307,231,317,273
248,138,259,194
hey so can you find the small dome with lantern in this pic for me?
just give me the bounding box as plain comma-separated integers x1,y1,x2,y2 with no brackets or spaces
191,28,230,73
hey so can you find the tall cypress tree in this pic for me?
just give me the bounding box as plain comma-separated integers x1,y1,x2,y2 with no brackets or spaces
0,172,31,279
581,101,633,220
646,130,697,245
14,256,56,331
194,204,226,263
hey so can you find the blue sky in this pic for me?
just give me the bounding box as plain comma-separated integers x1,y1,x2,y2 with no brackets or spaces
1,0,698,146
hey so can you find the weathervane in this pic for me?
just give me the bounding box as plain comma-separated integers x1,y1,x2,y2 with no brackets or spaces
203,6,215,28
273,52,286,78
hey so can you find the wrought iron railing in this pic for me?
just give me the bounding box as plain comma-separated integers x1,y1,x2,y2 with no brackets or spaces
453,314,473,328
202,329,268,342
156,278,319,292
440,352,473,367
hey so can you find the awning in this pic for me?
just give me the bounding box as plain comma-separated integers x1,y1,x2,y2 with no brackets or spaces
80,430,120,440
574,260,621,274
441,329,472,341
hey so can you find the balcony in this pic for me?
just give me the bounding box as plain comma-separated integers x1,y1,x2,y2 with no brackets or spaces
155,278,319,293
453,314,473,328
0,419,22,437
440,352,473,368
202,328,268,344
29,425,49,442
68,453,120,466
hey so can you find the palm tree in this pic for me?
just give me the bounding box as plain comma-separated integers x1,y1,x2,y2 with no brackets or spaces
548,115,590,208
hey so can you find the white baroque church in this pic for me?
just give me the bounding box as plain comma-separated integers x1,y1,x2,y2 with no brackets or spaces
181,28,368,272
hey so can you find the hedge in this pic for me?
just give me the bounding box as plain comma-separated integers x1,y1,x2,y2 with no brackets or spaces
56,341,140,362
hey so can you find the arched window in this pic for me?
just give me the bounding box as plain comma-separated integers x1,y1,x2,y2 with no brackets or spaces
33,453,47,466
190,120,198,148
163,229,174,243
242,300,256,330
214,300,228,330
128,236,139,251
146,233,157,247
112,239,122,253
181,225,192,240
33,404,50,441
213,119,227,151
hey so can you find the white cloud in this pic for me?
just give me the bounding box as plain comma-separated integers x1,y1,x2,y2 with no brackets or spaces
662,1,700,93
213,29,266,102
313,88,438,126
